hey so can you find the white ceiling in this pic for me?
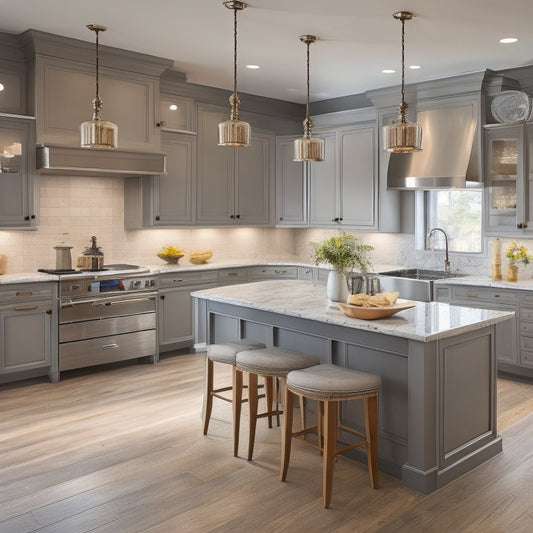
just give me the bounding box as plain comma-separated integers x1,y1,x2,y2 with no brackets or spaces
2,0,533,103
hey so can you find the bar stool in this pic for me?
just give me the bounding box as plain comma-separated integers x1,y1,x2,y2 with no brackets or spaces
203,342,265,457
280,363,381,508
236,347,320,461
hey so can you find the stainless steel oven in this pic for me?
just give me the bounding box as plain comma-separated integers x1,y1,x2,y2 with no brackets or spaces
58,273,158,372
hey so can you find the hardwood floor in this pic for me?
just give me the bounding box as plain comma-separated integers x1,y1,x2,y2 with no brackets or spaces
1,353,533,532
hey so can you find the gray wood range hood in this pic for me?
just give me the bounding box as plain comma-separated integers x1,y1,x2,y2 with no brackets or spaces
36,144,167,177
386,104,479,190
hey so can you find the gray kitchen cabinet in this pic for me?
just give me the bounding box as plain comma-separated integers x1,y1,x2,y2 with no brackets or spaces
31,56,162,152
484,123,533,235
0,63,27,115
309,123,377,229
275,135,307,226
297,266,314,281
158,270,218,352
0,283,56,383
159,95,195,133
124,132,195,228
0,115,38,228
519,292,533,370
196,105,274,226
435,284,518,367
217,267,249,285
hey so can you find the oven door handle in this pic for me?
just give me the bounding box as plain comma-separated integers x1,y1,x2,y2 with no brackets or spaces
93,297,156,307
60,295,156,308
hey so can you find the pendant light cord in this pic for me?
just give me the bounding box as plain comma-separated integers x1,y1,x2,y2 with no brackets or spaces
95,28,101,105
233,6,238,98
306,40,310,122
400,17,405,108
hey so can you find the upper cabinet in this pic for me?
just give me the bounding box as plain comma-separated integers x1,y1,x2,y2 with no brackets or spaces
159,95,195,134
24,30,173,152
485,123,533,234
275,135,307,226
0,115,38,228
309,122,377,229
196,105,274,226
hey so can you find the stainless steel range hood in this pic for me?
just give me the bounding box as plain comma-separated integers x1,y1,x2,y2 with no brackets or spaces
36,144,167,177
387,104,479,190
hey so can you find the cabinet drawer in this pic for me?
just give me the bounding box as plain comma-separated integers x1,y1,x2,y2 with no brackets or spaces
521,309,533,322
520,322,533,336
298,267,314,281
249,266,298,280
452,285,518,306
520,292,533,309
158,270,218,288
520,335,533,350
519,348,533,367
218,268,249,285
317,269,330,285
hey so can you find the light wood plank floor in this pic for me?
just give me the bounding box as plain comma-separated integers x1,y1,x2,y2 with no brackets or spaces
1,353,533,532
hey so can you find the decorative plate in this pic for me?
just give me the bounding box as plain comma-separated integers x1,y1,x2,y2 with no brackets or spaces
491,91,531,124
337,300,416,320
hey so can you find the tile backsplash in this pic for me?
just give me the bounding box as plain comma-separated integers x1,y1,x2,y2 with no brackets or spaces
1,175,532,279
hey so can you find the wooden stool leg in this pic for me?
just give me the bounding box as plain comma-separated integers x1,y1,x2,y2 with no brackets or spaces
299,396,306,432
280,384,294,481
365,394,379,489
275,377,281,427
202,358,214,435
323,400,338,508
247,372,259,461
317,400,324,449
265,376,274,428
232,366,243,457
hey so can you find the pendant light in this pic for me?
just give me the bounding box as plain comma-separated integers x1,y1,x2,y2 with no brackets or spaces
80,24,118,150
294,35,324,162
382,11,422,153
218,1,251,147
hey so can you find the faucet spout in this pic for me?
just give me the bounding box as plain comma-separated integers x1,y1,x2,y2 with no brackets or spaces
428,227,450,275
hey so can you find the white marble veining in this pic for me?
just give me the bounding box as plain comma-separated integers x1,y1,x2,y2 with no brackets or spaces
192,280,515,343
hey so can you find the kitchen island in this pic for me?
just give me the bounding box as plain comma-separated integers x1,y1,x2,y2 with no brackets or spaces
192,279,515,494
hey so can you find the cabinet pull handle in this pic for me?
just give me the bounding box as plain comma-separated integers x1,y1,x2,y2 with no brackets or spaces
14,305,38,311
274,270,286,274
228,272,238,277
16,291,33,297
101,343,119,350
467,292,479,297
494,294,500,298
156,121,166,127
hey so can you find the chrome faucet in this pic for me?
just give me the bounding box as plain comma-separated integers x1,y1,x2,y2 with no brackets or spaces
428,227,450,275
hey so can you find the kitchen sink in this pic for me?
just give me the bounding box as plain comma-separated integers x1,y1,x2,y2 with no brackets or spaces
378,269,466,302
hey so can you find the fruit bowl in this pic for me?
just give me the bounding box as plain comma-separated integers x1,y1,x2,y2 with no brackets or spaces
157,246,185,264
157,253,184,264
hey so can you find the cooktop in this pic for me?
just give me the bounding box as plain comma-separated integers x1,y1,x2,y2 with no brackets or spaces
38,264,142,275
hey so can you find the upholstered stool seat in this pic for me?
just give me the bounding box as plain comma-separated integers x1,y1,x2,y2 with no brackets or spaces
280,363,381,508
203,342,265,457
236,347,320,461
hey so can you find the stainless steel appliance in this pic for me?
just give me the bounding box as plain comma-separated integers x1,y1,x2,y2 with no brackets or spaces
58,271,158,373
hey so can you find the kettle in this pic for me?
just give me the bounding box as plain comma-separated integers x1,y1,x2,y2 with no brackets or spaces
54,244,73,270
77,236,104,271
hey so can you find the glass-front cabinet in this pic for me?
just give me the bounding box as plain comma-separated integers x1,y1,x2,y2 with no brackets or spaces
485,123,533,234
0,115,37,228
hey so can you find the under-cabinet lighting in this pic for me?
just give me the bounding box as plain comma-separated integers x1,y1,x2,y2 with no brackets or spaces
382,69,395,74
0,83,4,92
246,64,260,69
499,37,518,44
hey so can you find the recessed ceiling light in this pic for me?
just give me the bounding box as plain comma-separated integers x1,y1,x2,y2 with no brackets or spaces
0,83,4,92
499,37,518,44
169,104,178,111
382,69,395,74
409,65,422,70
246,64,260,69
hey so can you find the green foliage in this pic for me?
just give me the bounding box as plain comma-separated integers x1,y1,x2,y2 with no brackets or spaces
312,233,373,274
505,241,533,265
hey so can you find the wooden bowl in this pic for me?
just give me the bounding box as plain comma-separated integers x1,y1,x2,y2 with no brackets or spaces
337,300,416,320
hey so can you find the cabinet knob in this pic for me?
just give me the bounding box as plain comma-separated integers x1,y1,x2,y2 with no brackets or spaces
279,217,283,221
24,216,30,221
518,223,524,228
160,295,165,300
46,309,52,315
155,216,160,221
230,214,235,219
31,215,36,219
156,121,167,127
331,217,340,222
235,214,240,219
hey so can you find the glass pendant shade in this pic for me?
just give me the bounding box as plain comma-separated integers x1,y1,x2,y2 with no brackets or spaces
81,24,118,150
294,136,325,162
383,115,422,153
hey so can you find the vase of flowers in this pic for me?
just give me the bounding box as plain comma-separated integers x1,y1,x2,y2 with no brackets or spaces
505,241,532,282
312,233,374,301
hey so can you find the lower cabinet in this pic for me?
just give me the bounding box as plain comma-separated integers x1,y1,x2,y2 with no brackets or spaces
435,284,519,370
158,271,218,352
0,282,56,383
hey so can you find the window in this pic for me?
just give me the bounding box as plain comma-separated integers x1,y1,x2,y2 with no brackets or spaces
416,189,483,253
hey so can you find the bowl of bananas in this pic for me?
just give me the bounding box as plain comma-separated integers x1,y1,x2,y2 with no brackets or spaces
189,249,213,265
157,245,185,264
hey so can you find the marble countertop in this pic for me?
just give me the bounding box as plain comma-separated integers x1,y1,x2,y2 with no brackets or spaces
191,279,515,343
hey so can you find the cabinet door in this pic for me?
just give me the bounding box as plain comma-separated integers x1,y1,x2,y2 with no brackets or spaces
158,287,195,349
235,130,273,225
159,95,195,133
1,303,51,373
309,130,338,226
152,133,195,225
275,136,307,226
0,117,37,228
34,57,160,152
485,124,524,233
196,106,234,224
339,124,377,228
